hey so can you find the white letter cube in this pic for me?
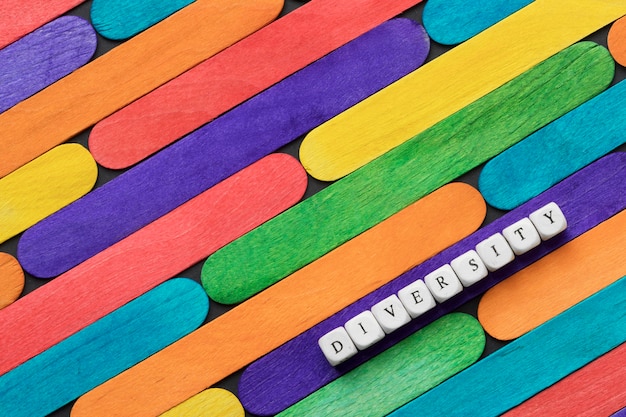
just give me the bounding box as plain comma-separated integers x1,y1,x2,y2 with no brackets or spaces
318,327,357,366
398,279,436,318
475,233,515,272
344,310,385,350
371,295,411,334
529,202,567,240
450,250,488,286
424,264,463,303
502,217,541,255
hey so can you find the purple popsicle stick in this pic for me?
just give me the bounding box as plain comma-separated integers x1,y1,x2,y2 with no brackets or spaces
17,18,430,277
0,16,96,113
238,152,626,416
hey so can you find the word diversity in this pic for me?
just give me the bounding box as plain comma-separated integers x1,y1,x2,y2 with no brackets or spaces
319,202,567,366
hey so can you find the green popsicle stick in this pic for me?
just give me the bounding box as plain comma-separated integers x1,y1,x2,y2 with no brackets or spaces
201,42,613,304
277,313,484,417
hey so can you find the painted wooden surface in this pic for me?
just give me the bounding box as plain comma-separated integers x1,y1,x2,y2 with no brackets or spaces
478,210,626,340
0,0,85,49
0,254,23,309
388,277,626,417
239,153,626,415
160,388,244,417
0,0,282,178
609,16,626,66
278,314,484,417
0,278,208,417
0,154,306,376
89,0,426,169
480,79,626,210
299,0,626,181
91,0,193,40
612,408,626,417
17,19,428,278
422,0,531,45
201,42,613,305
0,16,96,113
70,183,485,417
0,144,97,244
504,342,626,417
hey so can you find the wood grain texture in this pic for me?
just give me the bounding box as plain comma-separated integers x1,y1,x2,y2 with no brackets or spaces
0,0,85,49
0,154,306,376
91,0,193,40
89,0,426,169
0,144,97,244
0,254,23,309
503,343,626,417
160,388,243,417
17,19,428,278
239,153,626,416
608,16,626,66
299,0,626,181
479,79,626,210
277,314,484,417
478,210,626,340
0,278,208,417
389,276,626,417
0,16,96,113
422,0,531,45
0,0,282,178
202,42,613,305
70,183,485,417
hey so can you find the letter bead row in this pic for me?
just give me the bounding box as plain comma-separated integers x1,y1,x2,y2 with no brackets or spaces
318,202,566,366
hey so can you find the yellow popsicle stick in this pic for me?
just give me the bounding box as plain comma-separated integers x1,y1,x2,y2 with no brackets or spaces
160,389,243,417
300,0,626,181
0,144,97,243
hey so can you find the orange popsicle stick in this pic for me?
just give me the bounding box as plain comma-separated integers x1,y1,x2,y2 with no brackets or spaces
0,0,282,178
608,16,626,66
72,183,485,417
478,210,626,340
0,254,24,309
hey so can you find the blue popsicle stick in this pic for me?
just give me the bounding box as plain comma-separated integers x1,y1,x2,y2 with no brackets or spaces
91,0,193,40
479,79,626,210
0,278,209,417
422,0,531,45
389,276,626,417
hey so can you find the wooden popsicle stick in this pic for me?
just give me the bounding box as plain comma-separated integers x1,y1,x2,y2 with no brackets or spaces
479,79,626,210
91,0,193,40
0,0,85,49
71,183,486,417
422,0,531,45
0,278,209,417
18,19,428,278
299,0,626,181
0,154,307,376
238,152,626,416
503,343,626,417
160,389,244,417
201,41,614,305
0,144,97,244
89,0,426,169
0,16,96,113
608,16,626,66
0,254,23,309
388,276,626,417
277,314,484,417
0,0,282,178
478,210,626,340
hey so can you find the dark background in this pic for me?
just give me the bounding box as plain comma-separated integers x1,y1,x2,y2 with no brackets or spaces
1,1,624,416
